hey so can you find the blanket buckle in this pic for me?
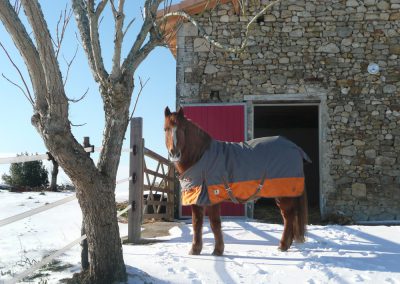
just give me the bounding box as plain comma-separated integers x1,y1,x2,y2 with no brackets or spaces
222,171,267,204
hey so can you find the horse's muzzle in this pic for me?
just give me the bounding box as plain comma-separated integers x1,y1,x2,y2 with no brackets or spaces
169,151,181,162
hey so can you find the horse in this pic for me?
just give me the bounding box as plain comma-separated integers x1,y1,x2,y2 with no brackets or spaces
164,106,309,255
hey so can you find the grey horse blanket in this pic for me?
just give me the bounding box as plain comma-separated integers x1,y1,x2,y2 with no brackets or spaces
179,136,311,206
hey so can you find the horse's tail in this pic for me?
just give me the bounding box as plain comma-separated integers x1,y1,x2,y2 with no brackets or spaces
293,189,308,243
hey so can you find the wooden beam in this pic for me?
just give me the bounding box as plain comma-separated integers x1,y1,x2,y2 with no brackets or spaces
128,118,144,243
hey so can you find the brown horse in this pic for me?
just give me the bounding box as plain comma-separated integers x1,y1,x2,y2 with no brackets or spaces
164,107,308,255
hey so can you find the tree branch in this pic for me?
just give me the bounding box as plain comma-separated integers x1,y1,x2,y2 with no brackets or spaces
158,0,281,53
0,41,34,105
68,87,89,103
62,45,79,86
54,4,73,59
21,0,67,109
95,0,108,18
121,0,164,75
111,0,125,77
2,73,34,107
86,0,108,82
72,0,102,83
129,76,149,120
123,17,135,38
129,32,162,74
0,0,47,113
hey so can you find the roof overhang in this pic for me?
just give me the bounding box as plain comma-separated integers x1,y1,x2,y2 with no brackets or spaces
156,0,239,57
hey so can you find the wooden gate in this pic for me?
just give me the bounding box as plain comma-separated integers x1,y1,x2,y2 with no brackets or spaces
143,147,174,220
128,117,175,242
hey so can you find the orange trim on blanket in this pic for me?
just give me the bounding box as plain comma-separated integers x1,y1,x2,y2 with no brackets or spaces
207,177,305,204
181,177,305,205
181,186,202,206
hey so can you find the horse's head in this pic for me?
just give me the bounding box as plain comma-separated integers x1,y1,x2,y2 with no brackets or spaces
164,107,186,162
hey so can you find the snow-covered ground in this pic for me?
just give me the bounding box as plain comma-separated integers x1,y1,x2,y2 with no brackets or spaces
1,190,399,283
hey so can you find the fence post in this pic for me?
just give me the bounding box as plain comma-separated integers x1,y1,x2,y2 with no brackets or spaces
128,118,144,243
80,136,90,270
167,165,175,220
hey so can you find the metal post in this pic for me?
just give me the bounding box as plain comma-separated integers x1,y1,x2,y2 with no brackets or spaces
128,118,144,243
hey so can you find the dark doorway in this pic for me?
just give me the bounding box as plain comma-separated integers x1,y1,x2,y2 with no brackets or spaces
253,105,320,223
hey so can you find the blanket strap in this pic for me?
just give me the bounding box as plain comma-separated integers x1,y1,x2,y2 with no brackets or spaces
222,172,267,204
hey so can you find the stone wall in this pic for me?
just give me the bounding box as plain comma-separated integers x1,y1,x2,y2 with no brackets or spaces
175,0,400,221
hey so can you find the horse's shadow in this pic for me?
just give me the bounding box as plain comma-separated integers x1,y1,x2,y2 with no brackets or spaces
168,221,400,274
125,265,170,284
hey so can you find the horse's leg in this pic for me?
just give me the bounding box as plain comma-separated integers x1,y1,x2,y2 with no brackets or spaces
207,204,224,256
190,204,204,255
275,197,295,251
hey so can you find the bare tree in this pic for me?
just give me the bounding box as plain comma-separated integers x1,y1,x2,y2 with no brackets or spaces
0,0,279,282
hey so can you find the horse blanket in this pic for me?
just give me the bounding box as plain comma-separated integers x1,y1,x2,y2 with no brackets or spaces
179,136,311,206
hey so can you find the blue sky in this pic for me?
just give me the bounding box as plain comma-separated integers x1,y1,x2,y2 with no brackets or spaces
0,1,176,184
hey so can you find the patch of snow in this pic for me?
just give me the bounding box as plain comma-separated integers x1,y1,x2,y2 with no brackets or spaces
0,191,399,283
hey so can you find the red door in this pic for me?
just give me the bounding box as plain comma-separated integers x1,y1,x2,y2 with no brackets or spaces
181,104,246,217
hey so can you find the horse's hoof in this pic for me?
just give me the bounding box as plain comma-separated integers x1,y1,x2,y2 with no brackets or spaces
189,249,201,255
278,245,289,252
212,249,224,256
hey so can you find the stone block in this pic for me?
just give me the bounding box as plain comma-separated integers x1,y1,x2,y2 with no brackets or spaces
336,27,353,37
389,12,400,20
375,156,396,166
203,64,217,74
270,74,287,85
352,183,367,197
377,1,390,10
193,38,210,52
340,145,357,156
317,43,340,53
181,23,198,37
365,149,377,159
346,0,359,6
220,15,229,22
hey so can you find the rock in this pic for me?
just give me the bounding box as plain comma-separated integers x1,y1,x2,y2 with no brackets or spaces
353,140,365,146
204,64,218,74
264,15,276,22
317,43,340,53
270,74,287,85
346,0,359,7
365,149,376,159
389,45,400,54
194,38,210,52
383,84,397,94
352,183,367,197
336,27,353,37
181,23,198,36
389,12,400,20
375,156,396,166
220,15,229,22
377,1,390,10
340,145,357,156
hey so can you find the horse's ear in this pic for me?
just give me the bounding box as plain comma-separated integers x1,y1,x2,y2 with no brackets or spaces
164,106,171,117
177,107,184,118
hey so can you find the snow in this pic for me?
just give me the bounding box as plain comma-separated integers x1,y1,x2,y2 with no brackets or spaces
1,190,399,284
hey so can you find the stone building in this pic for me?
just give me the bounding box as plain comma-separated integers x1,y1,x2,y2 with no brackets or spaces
160,0,400,221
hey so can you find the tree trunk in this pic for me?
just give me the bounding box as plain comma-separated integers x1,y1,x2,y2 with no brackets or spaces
50,159,58,191
76,179,126,283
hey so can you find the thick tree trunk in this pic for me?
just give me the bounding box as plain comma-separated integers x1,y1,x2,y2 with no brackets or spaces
50,159,58,191
76,179,126,283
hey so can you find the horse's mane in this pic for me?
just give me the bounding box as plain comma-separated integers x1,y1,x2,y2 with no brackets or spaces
176,116,212,174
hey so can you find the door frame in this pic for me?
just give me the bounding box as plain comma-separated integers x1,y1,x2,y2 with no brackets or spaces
244,90,331,219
